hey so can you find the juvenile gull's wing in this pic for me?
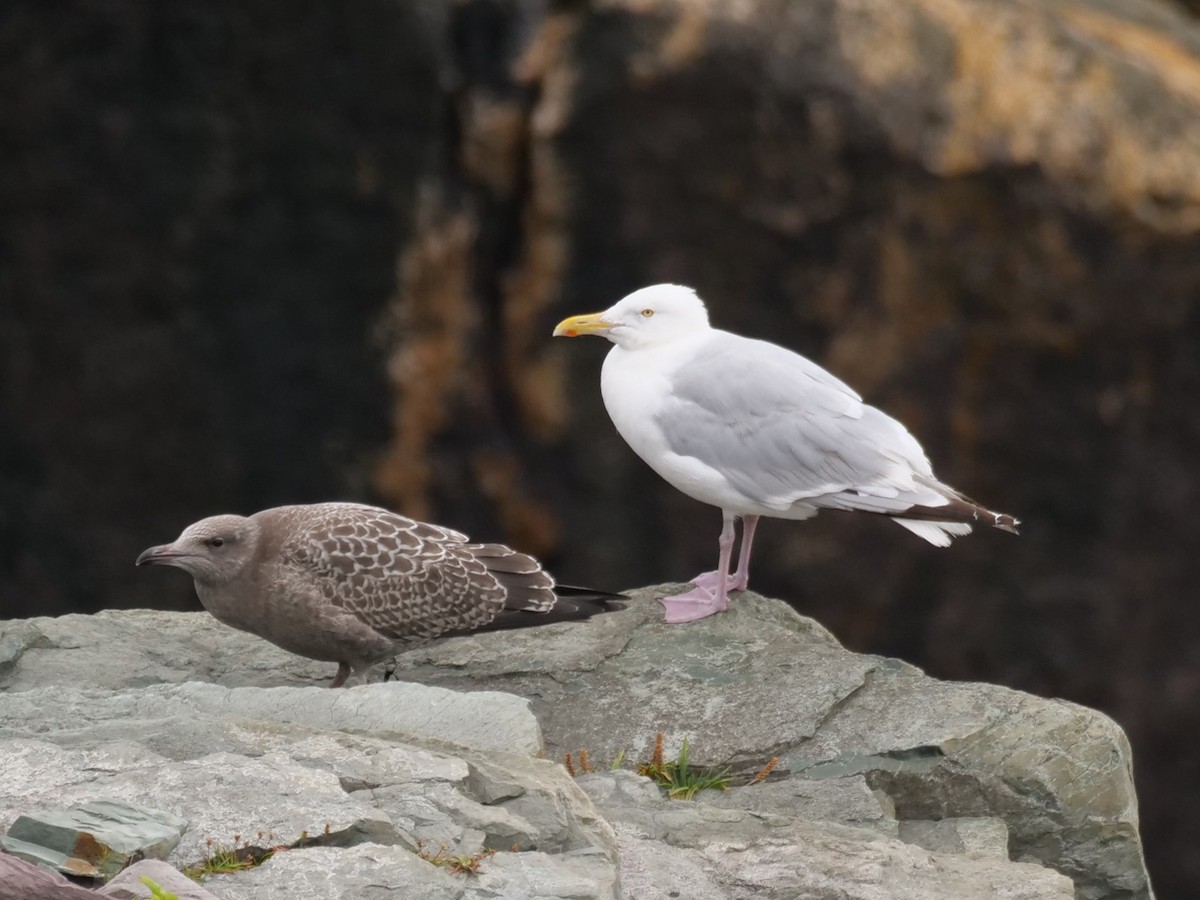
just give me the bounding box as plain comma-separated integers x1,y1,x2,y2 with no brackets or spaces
274,503,554,642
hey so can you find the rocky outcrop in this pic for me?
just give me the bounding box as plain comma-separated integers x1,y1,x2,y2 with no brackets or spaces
0,685,617,899
2,0,1196,892
398,589,1150,900
0,590,1150,898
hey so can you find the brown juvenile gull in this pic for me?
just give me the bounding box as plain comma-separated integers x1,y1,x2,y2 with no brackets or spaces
136,501,623,686
554,284,1019,625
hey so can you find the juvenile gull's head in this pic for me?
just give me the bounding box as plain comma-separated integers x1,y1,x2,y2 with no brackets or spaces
136,514,260,584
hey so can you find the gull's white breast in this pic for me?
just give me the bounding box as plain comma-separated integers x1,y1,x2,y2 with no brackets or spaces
599,335,812,516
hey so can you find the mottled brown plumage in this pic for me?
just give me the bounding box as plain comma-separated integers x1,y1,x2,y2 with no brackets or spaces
136,502,622,686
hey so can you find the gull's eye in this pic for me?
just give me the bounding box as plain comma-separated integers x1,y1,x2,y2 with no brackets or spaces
640,308,654,318
206,537,225,548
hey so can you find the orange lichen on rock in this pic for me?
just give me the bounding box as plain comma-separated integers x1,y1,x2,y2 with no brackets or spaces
373,201,477,520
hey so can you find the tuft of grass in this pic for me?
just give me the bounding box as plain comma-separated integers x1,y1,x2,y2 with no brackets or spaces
416,840,497,875
140,877,181,900
183,830,289,882
637,733,732,800
184,840,273,881
563,733,781,798
184,822,342,882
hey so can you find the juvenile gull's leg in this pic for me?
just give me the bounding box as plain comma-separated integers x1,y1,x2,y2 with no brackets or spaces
660,512,737,624
691,514,760,593
330,661,351,688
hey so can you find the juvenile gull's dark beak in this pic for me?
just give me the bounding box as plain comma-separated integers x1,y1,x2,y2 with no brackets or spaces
136,544,187,566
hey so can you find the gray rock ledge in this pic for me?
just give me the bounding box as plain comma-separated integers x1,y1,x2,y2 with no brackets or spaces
0,587,1151,900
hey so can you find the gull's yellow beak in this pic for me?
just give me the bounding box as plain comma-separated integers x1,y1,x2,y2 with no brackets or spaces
553,312,613,338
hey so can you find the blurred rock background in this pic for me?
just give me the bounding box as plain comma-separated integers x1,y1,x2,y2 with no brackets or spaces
2,0,1198,894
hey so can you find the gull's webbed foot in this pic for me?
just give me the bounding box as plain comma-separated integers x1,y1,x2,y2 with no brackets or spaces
659,585,728,624
691,570,748,594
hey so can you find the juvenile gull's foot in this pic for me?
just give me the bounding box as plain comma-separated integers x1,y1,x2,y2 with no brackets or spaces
659,585,728,624
691,570,748,594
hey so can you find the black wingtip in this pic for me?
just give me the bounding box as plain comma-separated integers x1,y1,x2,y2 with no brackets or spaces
995,513,1020,535
552,584,628,603
465,586,626,636
886,495,1022,537
547,584,628,619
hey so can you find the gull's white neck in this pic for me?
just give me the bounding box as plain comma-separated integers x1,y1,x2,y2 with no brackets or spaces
599,332,711,454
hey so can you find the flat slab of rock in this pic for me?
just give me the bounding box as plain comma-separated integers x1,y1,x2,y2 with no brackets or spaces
0,680,541,757
0,610,336,689
0,833,104,879
6,799,186,878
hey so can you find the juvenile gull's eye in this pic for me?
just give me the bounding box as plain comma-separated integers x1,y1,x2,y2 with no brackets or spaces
208,537,225,548
640,308,654,318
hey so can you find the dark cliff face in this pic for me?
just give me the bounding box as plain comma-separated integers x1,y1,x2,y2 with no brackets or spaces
1,0,1197,894
0,1,443,614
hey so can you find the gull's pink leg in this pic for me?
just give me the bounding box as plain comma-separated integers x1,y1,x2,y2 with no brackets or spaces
660,513,737,624
729,514,759,591
692,514,760,593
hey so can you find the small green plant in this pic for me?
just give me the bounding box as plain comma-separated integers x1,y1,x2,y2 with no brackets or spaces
416,840,497,875
184,823,340,882
636,732,732,800
563,733,777,798
139,877,181,900
184,832,278,882
638,734,729,801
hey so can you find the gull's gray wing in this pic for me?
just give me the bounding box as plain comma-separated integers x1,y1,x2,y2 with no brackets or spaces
271,503,555,641
655,332,941,512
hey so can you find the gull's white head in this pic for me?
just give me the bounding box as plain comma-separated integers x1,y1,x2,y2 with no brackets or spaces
553,284,711,350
